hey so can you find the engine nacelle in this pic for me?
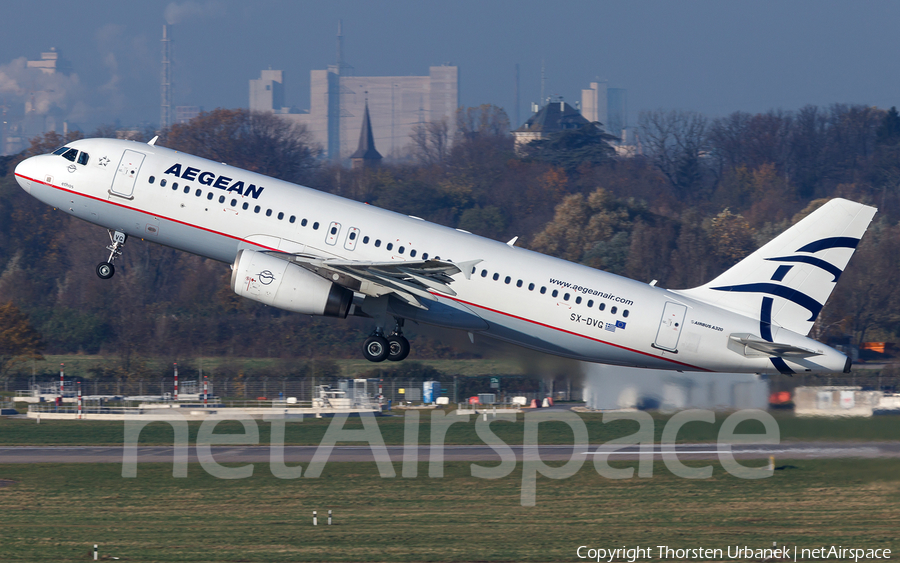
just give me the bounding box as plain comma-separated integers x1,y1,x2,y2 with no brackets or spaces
230,250,352,318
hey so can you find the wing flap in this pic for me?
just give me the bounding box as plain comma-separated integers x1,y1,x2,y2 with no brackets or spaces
275,253,481,308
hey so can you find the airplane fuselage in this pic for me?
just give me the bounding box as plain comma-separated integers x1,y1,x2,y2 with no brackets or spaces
14,138,851,374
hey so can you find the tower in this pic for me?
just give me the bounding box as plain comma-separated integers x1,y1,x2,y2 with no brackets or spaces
160,25,173,130
350,100,382,169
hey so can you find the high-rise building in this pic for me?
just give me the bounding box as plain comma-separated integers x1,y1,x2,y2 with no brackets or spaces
581,81,628,141
250,65,458,163
249,70,285,114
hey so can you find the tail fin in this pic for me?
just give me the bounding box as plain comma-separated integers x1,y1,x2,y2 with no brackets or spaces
675,198,877,336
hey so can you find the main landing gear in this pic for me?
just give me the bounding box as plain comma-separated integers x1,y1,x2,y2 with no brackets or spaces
363,318,411,363
96,230,127,280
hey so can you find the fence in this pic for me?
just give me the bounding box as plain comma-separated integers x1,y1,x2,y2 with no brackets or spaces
11,377,580,405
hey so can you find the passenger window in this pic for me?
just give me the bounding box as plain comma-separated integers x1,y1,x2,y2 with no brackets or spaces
149,176,156,184
160,179,166,187
242,202,249,210
587,299,593,307
61,148,78,162
265,209,272,217
528,283,535,291
611,306,618,315
540,287,546,294
330,226,337,235
231,199,237,207
516,280,522,287
301,219,308,227
184,186,190,194
375,239,381,247
623,310,629,318
207,192,214,200
563,293,570,301
362,236,369,244
410,249,416,257
77,152,89,165
313,222,319,230
504,276,511,284
289,216,296,223
599,303,606,311
575,296,582,304
422,253,428,260
398,246,405,254
349,232,357,240
386,243,394,251
434,256,440,260
492,273,499,281
481,270,488,278
277,212,284,220
552,290,559,298
254,205,261,213
173,182,178,190
218,195,225,203
195,189,202,196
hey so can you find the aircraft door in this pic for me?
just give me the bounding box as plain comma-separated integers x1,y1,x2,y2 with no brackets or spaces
344,227,360,251
326,221,341,246
654,302,687,352
110,150,146,199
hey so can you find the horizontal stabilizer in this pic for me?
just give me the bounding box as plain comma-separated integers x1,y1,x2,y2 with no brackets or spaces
729,333,821,358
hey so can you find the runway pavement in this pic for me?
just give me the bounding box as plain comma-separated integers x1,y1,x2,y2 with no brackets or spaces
1,442,899,464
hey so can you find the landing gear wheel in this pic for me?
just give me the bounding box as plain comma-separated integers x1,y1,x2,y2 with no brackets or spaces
363,335,389,362
96,262,115,280
387,335,410,362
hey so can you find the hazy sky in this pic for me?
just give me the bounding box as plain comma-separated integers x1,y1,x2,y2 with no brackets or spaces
2,0,899,132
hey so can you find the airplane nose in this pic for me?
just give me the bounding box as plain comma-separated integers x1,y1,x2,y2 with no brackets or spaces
14,157,35,194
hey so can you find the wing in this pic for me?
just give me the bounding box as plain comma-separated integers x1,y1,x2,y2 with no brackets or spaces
266,252,482,309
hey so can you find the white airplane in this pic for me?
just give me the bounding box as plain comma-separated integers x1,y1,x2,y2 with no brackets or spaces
14,138,876,374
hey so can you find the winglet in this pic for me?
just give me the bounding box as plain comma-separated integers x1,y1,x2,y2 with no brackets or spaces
506,236,518,247
148,136,159,146
455,259,483,280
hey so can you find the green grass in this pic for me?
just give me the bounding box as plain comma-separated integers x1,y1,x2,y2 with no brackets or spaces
0,460,896,562
1,411,899,446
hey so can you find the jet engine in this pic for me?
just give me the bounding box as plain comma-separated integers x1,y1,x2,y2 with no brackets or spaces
230,250,352,318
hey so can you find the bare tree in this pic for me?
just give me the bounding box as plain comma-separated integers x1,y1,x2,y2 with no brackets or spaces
164,109,321,185
409,118,450,166
638,109,709,195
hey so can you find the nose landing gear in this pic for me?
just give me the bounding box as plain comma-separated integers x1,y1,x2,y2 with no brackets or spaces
96,230,127,280
362,318,411,362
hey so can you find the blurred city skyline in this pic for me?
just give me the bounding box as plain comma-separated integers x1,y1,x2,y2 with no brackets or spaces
1,0,899,134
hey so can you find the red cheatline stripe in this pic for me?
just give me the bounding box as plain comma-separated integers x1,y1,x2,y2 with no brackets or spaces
19,173,706,372
15,174,279,252
439,293,708,371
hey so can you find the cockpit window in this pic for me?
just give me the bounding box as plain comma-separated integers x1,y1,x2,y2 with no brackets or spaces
61,148,78,162
77,152,89,166
52,146,68,155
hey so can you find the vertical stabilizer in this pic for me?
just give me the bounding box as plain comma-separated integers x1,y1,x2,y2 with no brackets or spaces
675,199,877,336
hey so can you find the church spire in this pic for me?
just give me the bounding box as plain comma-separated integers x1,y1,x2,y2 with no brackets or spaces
350,98,382,168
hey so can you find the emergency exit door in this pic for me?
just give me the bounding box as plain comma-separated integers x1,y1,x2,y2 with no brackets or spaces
110,150,146,199
654,302,687,352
